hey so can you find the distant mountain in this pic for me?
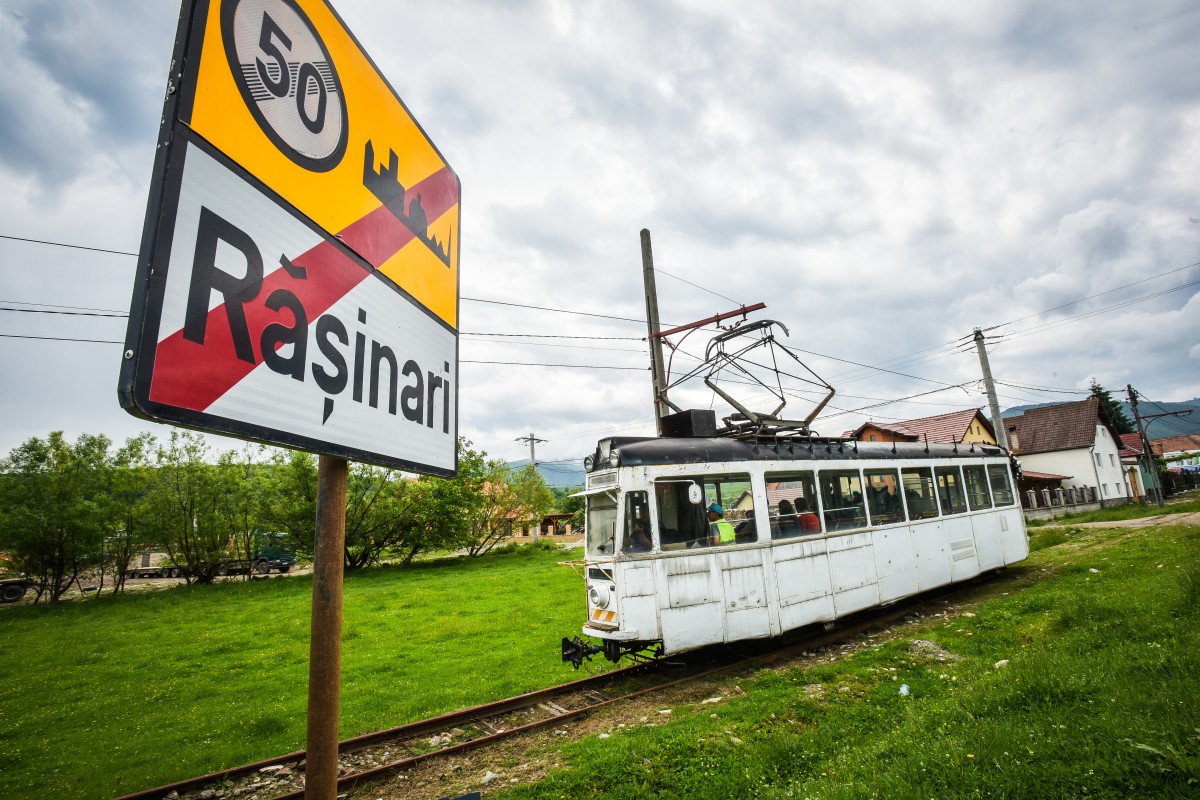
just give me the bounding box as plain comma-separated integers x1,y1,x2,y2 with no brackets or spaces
509,458,586,488
1001,397,1200,440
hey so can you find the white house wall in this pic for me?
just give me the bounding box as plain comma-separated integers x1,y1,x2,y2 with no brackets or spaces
1019,424,1131,500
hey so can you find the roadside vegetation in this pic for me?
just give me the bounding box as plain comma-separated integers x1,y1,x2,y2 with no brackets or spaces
0,430,561,601
486,519,1200,800
0,544,591,799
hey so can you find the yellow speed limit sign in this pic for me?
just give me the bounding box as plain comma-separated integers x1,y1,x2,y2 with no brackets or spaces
121,0,460,475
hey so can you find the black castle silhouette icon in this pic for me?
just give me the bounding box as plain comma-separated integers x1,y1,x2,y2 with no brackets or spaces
362,140,452,267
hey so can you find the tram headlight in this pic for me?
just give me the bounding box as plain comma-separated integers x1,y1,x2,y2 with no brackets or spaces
608,450,621,468
588,584,611,609
583,455,595,472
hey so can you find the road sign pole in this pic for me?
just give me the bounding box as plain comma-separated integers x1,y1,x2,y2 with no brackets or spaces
306,454,348,800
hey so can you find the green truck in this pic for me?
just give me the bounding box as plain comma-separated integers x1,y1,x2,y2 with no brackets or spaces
128,531,297,578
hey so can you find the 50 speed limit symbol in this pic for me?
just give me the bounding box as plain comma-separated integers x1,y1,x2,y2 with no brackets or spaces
222,0,348,172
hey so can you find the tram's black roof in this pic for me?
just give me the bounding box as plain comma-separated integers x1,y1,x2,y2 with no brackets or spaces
594,436,1007,468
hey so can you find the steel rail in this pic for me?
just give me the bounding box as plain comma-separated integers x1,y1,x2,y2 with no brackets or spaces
112,661,651,800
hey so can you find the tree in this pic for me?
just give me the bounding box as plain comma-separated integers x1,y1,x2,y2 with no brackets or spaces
0,432,112,602
216,443,268,579
555,487,586,532
510,464,555,538
1089,380,1135,434
148,431,236,584
260,450,318,558
103,433,158,594
463,458,522,557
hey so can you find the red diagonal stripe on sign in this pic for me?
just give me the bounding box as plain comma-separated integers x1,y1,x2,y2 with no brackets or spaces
148,167,458,412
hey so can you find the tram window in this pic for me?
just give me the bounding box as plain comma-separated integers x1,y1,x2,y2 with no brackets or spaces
705,476,755,545
987,464,1015,506
820,470,866,531
864,469,905,525
935,466,968,515
963,465,992,510
585,492,618,556
654,479,706,549
765,472,820,538
622,491,653,554
901,467,939,519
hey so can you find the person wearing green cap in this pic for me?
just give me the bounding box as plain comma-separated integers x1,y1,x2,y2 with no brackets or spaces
707,504,736,546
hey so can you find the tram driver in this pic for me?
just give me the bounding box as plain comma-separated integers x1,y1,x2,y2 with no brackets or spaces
707,504,737,546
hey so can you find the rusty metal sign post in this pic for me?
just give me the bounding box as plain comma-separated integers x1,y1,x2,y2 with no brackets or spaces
122,2,460,796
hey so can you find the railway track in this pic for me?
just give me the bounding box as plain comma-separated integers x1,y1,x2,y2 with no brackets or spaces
116,576,1000,800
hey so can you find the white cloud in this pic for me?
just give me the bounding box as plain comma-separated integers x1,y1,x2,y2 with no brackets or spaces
1,0,1197,466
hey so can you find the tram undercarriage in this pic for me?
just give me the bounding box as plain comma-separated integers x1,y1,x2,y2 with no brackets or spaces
561,635,664,668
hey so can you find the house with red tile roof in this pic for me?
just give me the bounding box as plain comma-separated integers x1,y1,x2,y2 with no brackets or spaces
1150,433,1200,473
1117,433,1158,501
844,408,996,445
1004,398,1133,504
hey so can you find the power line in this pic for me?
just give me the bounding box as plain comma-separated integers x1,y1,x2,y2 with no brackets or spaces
984,259,1200,332
653,266,742,306
461,359,646,370
462,296,645,324
0,333,122,344
1,299,128,314
0,233,137,257
0,306,128,318
461,332,643,340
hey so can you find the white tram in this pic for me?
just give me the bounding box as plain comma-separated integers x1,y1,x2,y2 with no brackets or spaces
562,429,1027,666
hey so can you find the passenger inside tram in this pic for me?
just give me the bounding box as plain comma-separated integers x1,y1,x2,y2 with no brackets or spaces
775,499,797,537
795,497,821,532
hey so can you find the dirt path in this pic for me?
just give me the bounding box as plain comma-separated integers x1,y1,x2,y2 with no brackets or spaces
1040,510,1200,529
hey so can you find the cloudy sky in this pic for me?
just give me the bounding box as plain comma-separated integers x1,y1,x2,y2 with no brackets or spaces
1,0,1197,474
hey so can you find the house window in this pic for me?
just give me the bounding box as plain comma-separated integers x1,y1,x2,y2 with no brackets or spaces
1094,453,1103,467
1102,484,1108,496
1109,454,1116,467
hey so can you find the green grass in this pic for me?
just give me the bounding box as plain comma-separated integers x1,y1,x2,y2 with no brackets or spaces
494,523,1200,800
0,543,592,799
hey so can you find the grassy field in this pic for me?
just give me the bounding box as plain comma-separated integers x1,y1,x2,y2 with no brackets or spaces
5,514,1200,800
0,543,591,799
485,521,1200,800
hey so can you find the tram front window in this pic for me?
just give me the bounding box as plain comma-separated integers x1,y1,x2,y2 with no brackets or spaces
586,493,618,556
622,491,653,553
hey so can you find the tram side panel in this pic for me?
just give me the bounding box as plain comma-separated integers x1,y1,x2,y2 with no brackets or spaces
717,548,773,643
827,531,882,616
945,516,982,582
658,554,725,655
872,526,920,601
769,539,837,634
620,562,659,642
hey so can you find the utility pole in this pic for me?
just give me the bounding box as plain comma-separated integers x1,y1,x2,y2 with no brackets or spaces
641,229,670,435
1118,386,1185,506
973,328,1009,451
515,432,548,542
